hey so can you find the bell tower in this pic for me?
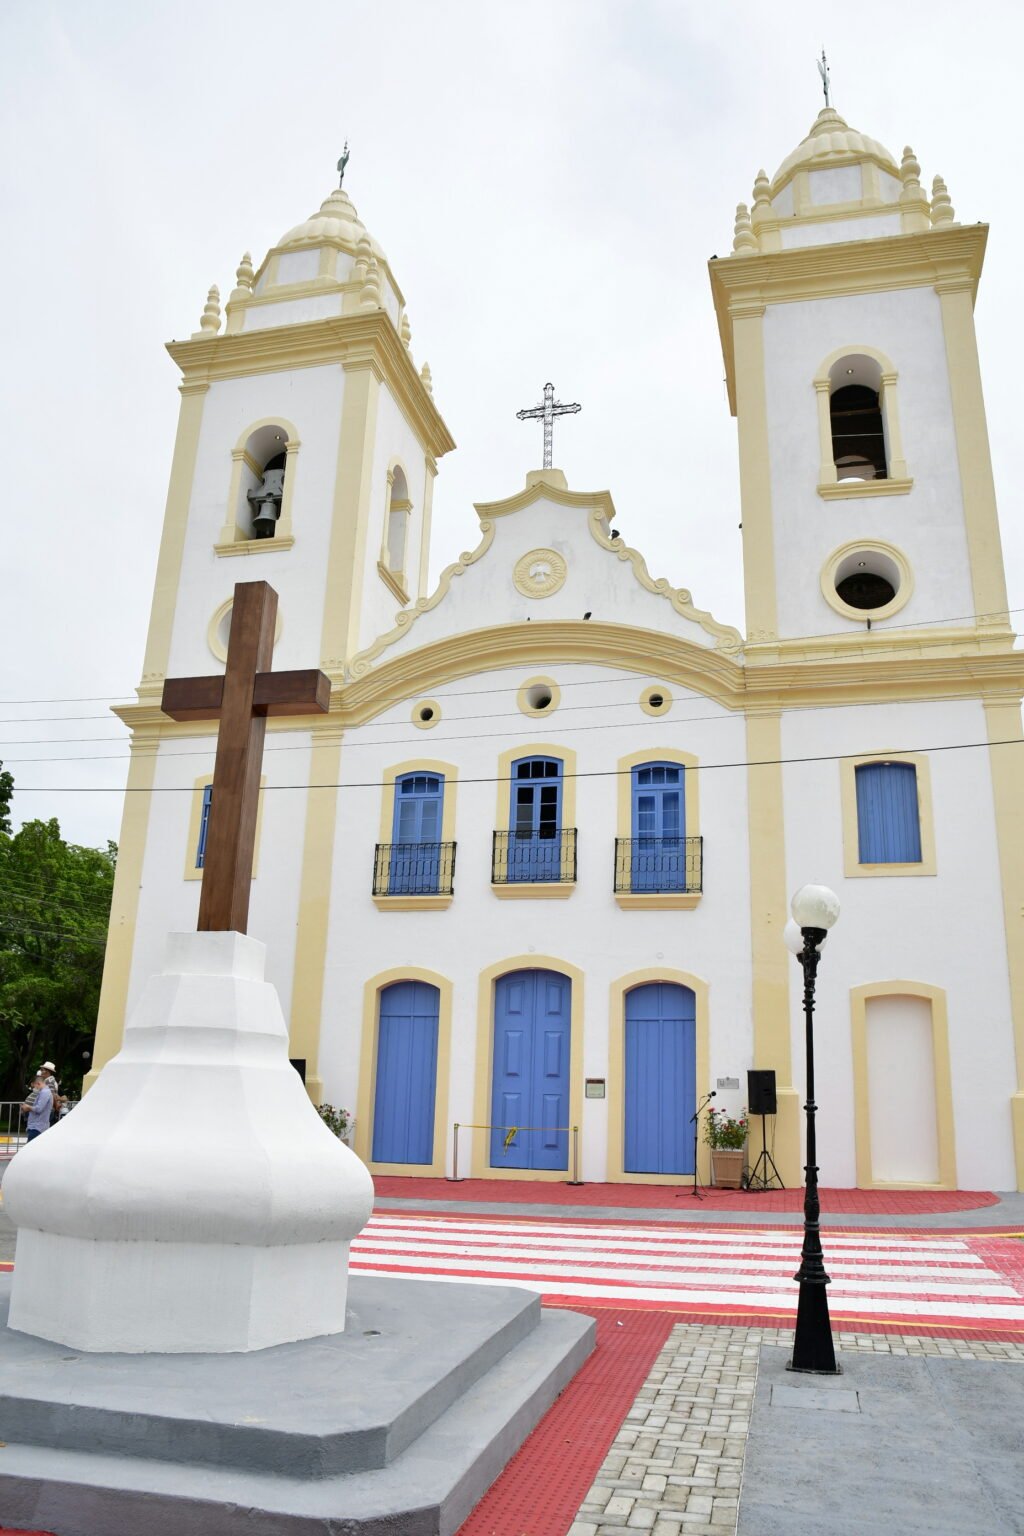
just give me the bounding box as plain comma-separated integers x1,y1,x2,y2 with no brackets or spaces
709,106,1011,658
137,166,456,708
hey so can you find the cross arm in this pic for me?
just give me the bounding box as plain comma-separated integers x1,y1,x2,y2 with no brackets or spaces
161,669,332,722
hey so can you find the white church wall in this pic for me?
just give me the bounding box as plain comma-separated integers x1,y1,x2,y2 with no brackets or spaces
781,697,1018,1188
779,214,901,249
365,494,721,666
807,165,863,205
242,293,344,331
317,663,753,1179
165,364,345,680
762,286,974,640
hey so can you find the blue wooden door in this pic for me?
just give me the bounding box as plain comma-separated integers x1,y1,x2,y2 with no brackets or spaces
372,980,440,1164
490,969,570,1169
390,773,444,893
631,764,684,891
624,983,696,1174
510,757,562,881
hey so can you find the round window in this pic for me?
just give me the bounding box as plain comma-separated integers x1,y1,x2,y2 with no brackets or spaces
822,542,911,622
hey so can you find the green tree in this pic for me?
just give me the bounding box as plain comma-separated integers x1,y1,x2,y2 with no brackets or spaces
0,761,12,837
0,819,115,1100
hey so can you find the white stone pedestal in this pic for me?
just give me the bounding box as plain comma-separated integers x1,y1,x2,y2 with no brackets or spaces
3,932,374,1353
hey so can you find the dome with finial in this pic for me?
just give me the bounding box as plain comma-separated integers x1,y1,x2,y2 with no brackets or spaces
772,107,898,193
277,187,387,262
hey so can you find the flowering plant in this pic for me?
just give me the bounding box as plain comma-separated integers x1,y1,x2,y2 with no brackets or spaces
317,1103,352,1138
703,1107,748,1149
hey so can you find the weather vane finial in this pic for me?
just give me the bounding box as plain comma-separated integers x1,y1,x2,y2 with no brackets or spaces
817,49,831,109
337,141,350,188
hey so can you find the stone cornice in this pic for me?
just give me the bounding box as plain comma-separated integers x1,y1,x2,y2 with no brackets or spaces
166,311,455,459
116,625,1024,735
709,224,988,414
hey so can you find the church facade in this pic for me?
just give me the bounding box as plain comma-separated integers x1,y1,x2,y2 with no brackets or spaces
91,107,1024,1192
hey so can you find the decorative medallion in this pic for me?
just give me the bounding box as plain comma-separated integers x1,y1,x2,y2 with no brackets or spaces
513,547,567,599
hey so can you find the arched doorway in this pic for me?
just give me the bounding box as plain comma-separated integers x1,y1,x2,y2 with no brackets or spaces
490,969,571,1170
623,982,696,1174
371,980,440,1164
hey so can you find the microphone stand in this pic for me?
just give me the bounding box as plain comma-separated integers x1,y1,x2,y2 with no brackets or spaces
679,1091,716,1200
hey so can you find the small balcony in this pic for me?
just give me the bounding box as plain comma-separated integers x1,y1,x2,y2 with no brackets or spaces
492,829,577,896
614,836,703,907
373,842,456,906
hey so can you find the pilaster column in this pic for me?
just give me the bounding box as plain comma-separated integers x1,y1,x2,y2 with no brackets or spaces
814,378,836,486
140,382,209,693
86,731,160,1088
936,277,1011,630
320,360,382,672
733,302,779,642
289,723,345,1105
983,698,1024,1189
879,371,909,481
746,709,801,1185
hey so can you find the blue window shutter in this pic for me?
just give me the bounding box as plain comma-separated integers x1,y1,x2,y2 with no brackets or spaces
630,763,685,891
855,762,922,862
196,784,213,869
390,773,444,893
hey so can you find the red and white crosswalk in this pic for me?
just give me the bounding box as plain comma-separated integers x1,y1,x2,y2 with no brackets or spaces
351,1213,1024,1331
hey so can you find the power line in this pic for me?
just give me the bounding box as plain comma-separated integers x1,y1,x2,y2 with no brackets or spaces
0,599,1022,721
2,682,1023,767
7,734,1024,794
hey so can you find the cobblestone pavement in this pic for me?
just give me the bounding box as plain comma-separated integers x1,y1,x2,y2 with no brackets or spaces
568,1324,1024,1536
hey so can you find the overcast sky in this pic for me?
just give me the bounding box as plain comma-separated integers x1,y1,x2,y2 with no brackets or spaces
3,0,1022,849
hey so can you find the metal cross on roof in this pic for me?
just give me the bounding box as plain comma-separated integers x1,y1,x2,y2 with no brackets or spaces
817,49,831,108
516,382,581,470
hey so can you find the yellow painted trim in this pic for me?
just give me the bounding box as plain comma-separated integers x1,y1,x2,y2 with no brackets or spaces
219,417,301,546
354,966,452,1176
586,511,743,652
183,771,267,881
745,711,801,1186
167,312,454,462
516,675,562,718
418,454,436,602
207,597,282,663
377,561,410,605
289,727,344,1104
215,534,296,557
606,968,711,1184
379,455,414,586
840,752,936,878
639,685,673,717
983,699,1024,1189
937,281,1013,636
372,895,453,911
87,733,160,1088
139,383,208,693
471,956,584,1180
320,362,380,672
820,538,913,623
709,225,988,416
817,479,913,500
411,699,442,729
614,747,700,910
732,303,778,641
491,883,576,901
379,759,458,847
492,741,577,886
850,981,957,1189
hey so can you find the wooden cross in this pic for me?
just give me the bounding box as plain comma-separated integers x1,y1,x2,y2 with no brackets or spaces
161,580,330,933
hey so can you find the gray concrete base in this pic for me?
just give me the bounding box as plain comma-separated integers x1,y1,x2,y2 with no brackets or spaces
0,1273,595,1536
738,1344,1024,1535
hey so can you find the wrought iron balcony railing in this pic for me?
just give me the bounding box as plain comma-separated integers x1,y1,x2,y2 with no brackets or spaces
373,842,457,897
492,828,578,885
613,836,703,895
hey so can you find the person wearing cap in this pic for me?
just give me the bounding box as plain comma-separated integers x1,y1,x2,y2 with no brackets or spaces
21,1073,53,1143
39,1062,61,1123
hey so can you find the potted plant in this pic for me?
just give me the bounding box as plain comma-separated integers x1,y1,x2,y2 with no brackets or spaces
704,1106,748,1188
317,1102,353,1147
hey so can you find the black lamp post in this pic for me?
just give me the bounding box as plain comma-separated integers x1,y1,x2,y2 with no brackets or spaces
785,884,841,1375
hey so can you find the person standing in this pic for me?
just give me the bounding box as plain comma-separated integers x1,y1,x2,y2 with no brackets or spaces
21,1074,53,1143
40,1061,60,1122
